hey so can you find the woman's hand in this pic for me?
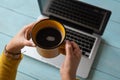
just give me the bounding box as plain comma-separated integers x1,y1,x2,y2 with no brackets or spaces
60,40,81,80
6,23,36,54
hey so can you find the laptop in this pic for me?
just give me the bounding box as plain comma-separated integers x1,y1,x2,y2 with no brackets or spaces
22,0,111,78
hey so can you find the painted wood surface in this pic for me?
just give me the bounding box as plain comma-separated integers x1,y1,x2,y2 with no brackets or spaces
0,0,120,80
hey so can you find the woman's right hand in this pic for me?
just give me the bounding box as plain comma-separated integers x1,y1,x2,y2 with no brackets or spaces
60,40,82,80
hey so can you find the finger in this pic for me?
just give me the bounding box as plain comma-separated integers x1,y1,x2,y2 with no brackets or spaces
25,27,32,40
24,40,36,47
20,22,35,36
65,40,73,57
24,23,36,40
71,41,80,51
74,48,82,59
71,41,81,57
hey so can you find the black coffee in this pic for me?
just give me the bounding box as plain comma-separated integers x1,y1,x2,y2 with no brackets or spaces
36,27,62,48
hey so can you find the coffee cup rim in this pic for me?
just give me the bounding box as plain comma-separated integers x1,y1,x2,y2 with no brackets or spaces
31,19,66,49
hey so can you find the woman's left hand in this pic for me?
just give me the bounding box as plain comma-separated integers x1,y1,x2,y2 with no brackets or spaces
6,23,36,54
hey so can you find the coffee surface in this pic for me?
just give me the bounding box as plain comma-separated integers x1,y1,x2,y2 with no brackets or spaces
36,27,62,48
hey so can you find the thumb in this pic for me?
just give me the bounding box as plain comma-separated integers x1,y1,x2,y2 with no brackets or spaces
24,40,36,47
65,40,73,57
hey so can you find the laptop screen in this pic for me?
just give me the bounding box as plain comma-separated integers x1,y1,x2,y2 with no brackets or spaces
38,0,48,14
37,0,111,35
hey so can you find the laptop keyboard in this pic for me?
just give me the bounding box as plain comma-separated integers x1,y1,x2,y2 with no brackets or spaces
66,28,96,57
48,0,104,29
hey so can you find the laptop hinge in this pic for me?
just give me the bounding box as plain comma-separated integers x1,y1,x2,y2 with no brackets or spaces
49,16,94,35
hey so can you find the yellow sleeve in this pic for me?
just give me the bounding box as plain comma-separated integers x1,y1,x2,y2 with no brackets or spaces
0,52,23,80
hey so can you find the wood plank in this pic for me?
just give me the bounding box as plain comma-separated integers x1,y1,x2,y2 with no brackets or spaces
85,69,120,80
18,55,61,80
0,6,35,36
0,0,40,19
92,43,120,79
102,21,120,48
16,72,37,80
0,34,11,54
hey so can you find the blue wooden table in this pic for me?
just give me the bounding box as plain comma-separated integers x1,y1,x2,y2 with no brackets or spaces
0,0,120,80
